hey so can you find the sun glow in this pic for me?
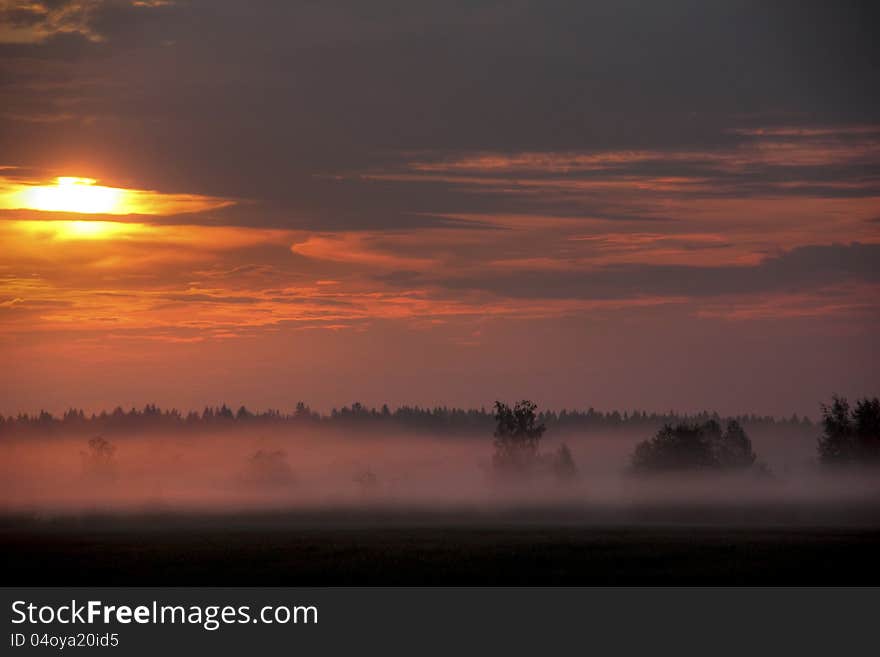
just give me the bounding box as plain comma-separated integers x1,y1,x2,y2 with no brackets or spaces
20,177,124,214
0,174,234,216
12,219,152,241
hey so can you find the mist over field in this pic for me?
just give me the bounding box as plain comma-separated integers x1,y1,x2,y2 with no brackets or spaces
3,402,880,586
3,420,878,523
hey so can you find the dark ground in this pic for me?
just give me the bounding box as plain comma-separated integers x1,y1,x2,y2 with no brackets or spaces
2,507,879,585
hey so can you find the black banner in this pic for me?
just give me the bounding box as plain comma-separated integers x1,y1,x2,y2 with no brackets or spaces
2,587,875,655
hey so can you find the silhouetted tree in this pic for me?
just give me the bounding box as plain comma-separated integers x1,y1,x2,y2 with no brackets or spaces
632,423,715,472
818,396,880,465
714,420,757,469
492,400,546,474
631,420,758,473
854,397,880,462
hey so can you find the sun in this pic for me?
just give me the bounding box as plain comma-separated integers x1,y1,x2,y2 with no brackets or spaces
20,177,124,214
1,174,234,215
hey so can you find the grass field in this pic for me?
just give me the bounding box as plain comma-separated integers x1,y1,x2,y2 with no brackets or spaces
3,506,879,585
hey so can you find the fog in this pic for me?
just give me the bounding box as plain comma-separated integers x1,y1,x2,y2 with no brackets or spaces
2,428,879,525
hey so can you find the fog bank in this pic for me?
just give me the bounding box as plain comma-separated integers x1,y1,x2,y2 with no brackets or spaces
2,428,878,523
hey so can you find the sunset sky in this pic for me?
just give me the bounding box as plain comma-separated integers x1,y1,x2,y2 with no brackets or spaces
1,1,878,417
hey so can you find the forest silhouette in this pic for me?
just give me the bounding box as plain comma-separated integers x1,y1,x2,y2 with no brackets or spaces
2,396,877,470
0,400,812,438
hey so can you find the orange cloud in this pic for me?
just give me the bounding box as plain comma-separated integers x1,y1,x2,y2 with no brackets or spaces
2,125,879,359
0,0,174,45
696,284,880,321
0,1,106,44
291,233,437,269
402,126,880,174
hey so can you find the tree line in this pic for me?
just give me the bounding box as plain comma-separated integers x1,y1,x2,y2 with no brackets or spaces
0,401,812,439
490,396,880,476
36,395,880,489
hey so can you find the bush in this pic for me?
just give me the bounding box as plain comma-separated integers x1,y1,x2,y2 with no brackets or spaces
551,443,578,481
631,420,756,473
492,400,546,475
491,400,579,481
712,420,757,469
353,468,379,493
244,449,294,486
79,436,117,482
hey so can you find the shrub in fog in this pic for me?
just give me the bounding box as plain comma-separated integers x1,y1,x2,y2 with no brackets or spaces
244,449,294,486
353,468,379,493
710,420,757,469
492,400,579,481
631,419,756,473
551,443,578,481
492,400,546,475
79,435,117,482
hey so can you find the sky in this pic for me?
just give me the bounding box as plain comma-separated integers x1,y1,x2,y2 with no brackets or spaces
1,0,878,418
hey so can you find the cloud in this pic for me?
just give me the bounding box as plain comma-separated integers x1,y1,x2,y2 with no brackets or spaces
0,0,107,43
696,284,880,321
0,0,174,44
2,1,877,234
291,233,438,270
391,125,880,195
419,243,880,301
0,172,235,216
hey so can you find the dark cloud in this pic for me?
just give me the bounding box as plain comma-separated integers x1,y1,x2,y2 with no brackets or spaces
1,1,878,230
414,243,880,300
